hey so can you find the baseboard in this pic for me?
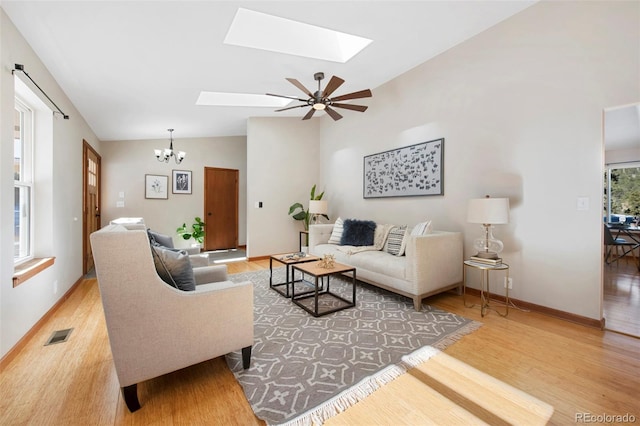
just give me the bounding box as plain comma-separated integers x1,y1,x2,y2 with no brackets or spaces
464,288,605,330
248,255,270,261
0,275,85,371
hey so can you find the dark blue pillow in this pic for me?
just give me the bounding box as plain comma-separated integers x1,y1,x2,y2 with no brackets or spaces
341,219,376,246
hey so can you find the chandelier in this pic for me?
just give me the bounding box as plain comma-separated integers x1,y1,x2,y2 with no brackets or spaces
154,129,185,164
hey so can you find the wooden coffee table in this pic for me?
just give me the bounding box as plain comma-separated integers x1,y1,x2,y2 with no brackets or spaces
291,261,356,317
269,252,320,298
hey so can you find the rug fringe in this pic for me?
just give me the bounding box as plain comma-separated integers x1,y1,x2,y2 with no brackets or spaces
276,364,407,426
274,321,483,426
431,321,484,351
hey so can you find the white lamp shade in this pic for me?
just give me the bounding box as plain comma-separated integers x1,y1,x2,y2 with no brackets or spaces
308,200,328,215
467,197,510,224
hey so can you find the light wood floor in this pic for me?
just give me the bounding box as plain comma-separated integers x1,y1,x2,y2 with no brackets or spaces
1,259,639,425
603,258,640,337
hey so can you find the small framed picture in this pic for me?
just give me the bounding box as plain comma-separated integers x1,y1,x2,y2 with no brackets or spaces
172,170,192,194
145,174,169,199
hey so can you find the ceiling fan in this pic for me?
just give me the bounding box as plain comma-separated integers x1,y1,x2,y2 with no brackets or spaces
266,72,372,121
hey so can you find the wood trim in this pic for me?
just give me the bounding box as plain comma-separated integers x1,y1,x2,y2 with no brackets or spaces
464,288,606,329
248,255,270,262
1,275,84,371
12,257,55,287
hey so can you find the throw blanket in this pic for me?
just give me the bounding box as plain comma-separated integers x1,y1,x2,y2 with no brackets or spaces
338,224,393,255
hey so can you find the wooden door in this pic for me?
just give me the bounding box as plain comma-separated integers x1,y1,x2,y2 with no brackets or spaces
204,167,238,250
83,141,101,274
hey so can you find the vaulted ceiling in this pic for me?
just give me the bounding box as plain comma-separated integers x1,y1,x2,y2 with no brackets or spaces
3,1,538,141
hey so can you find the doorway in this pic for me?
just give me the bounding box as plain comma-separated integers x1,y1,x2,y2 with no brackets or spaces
83,141,101,275
204,167,239,250
602,102,640,337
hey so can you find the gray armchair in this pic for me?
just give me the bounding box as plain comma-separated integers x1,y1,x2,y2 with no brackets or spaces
90,224,253,412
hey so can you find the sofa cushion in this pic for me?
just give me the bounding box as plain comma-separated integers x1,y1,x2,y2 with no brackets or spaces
341,219,376,246
151,245,196,291
384,225,408,256
311,244,406,280
328,217,344,245
411,220,433,236
148,229,175,248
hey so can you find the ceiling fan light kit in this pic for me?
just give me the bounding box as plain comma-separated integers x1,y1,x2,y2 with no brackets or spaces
267,72,372,121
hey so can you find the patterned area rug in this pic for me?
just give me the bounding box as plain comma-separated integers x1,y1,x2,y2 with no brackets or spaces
226,268,481,426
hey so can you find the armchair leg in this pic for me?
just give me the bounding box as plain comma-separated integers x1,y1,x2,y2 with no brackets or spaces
242,346,252,369
122,384,141,412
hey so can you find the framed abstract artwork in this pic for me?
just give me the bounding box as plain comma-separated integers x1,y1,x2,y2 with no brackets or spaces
172,169,192,194
363,138,444,198
145,174,169,199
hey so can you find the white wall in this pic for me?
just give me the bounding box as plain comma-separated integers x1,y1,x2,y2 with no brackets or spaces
1,9,101,357
247,117,320,257
318,1,640,320
100,136,247,247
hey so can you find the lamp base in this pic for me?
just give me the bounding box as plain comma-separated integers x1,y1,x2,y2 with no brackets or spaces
473,251,500,260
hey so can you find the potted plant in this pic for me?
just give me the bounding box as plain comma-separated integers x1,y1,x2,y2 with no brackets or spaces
289,185,329,251
176,217,205,248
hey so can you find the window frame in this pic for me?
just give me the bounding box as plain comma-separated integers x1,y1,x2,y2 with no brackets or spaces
14,96,35,265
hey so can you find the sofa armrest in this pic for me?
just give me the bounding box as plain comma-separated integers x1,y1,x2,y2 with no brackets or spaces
309,224,334,251
193,264,228,284
184,246,201,255
189,253,211,268
405,231,463,294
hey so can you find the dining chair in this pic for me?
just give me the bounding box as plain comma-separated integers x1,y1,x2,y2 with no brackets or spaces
604,225,640,269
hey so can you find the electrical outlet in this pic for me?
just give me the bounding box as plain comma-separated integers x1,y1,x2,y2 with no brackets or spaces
504,277,513,289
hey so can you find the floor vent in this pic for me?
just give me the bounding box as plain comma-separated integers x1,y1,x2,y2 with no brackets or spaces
44,328,73,346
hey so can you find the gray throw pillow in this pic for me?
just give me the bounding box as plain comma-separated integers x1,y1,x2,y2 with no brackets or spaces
148,229,174,248
341,219,377,246
151,245,196,291
384,225,408,256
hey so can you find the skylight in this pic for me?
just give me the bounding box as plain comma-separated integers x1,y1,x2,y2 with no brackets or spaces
224,8,372,63
196,92,291,107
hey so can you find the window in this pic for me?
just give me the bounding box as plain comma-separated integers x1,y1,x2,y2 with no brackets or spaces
14,98,33,263
604,163,640,224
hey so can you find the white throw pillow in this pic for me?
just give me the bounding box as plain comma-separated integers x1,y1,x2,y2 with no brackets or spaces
384,225,408,256
328,217,344,245
410,220,432,236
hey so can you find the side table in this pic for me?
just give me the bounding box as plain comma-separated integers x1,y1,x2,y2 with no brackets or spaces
269,253,319,298
463,260,510,317
291,261,356,317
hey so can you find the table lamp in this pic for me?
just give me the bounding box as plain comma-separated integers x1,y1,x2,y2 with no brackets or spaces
308,200,328,225
467,195,510,259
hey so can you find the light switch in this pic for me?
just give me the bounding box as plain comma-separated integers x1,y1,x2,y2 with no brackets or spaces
577,197,589,211
116,201,125,208
119,191,125,198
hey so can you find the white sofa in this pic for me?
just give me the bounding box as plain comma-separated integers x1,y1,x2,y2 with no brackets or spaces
308,223,463,311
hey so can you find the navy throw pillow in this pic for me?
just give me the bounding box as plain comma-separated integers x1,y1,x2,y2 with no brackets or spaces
340,219,376,246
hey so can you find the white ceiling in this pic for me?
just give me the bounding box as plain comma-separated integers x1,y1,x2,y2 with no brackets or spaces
2,1,538,141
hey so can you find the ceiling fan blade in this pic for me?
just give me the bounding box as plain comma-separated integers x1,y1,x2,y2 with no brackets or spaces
286,78,313,97
322,76,345,98
302,108,316,120
331,103,368,112
325,106,343,121
266,93,308,102
275,104,308,112
331,89,372,102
